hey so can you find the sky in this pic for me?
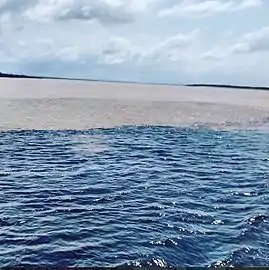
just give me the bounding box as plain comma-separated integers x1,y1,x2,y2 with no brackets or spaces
0,0,269,85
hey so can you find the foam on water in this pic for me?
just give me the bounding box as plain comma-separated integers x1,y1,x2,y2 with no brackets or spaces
0,126,268,267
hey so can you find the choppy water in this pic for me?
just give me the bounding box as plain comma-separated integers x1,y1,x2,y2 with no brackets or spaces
0,126,269,267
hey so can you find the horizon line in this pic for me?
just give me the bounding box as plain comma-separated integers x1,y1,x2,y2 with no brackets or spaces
0,71,269,91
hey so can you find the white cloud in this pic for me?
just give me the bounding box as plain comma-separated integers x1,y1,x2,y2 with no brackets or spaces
0,0,34,15
0,0,268,85
192,25,269,84
231,25,269,53
1,20,268,84
159,0,263,18
98,36,138,64
0,0,159,26
24,0,135,25
235,0,263,10
144,29,200,63
0,0,155,26
91,29,200,66
198,25,269,66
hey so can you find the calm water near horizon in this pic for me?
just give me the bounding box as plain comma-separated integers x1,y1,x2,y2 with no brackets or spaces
0,126,269,267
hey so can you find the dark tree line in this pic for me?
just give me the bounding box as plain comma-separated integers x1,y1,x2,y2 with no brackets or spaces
0,72,42,79
187,83,269,91
0,71,268,90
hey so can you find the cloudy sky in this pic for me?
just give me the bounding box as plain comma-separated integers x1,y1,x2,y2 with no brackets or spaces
0,0,268,85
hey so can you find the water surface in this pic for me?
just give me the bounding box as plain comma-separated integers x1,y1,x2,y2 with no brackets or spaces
0,126,268,267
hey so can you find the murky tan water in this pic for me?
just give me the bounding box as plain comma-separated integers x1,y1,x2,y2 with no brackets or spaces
0,78,268,131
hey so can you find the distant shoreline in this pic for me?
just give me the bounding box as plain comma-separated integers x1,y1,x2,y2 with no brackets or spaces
186,83,269,91
1,72,269,91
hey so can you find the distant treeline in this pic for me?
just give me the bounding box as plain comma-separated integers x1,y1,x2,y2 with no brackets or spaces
1,72,268,90
187,83,269,91
0,72,44,79
0,72,94,82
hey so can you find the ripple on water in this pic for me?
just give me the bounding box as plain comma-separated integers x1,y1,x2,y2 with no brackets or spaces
0,126,269,267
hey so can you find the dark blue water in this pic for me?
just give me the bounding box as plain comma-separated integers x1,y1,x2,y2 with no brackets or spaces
0,126,269,267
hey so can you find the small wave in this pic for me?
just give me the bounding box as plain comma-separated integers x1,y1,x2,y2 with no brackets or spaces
0,126,269,266
247,214,269,226
211,247,269,267
127,257,169,267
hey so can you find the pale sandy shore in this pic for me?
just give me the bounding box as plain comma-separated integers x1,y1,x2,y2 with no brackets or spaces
0,78,269,131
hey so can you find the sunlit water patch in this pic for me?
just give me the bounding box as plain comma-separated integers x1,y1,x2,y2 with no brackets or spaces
70,134,110,154
0,126,268,267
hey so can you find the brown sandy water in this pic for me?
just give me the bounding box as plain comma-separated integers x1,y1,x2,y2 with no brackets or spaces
0,78,268,131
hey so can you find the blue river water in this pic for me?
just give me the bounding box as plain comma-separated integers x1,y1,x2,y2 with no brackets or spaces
0,126,269,267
